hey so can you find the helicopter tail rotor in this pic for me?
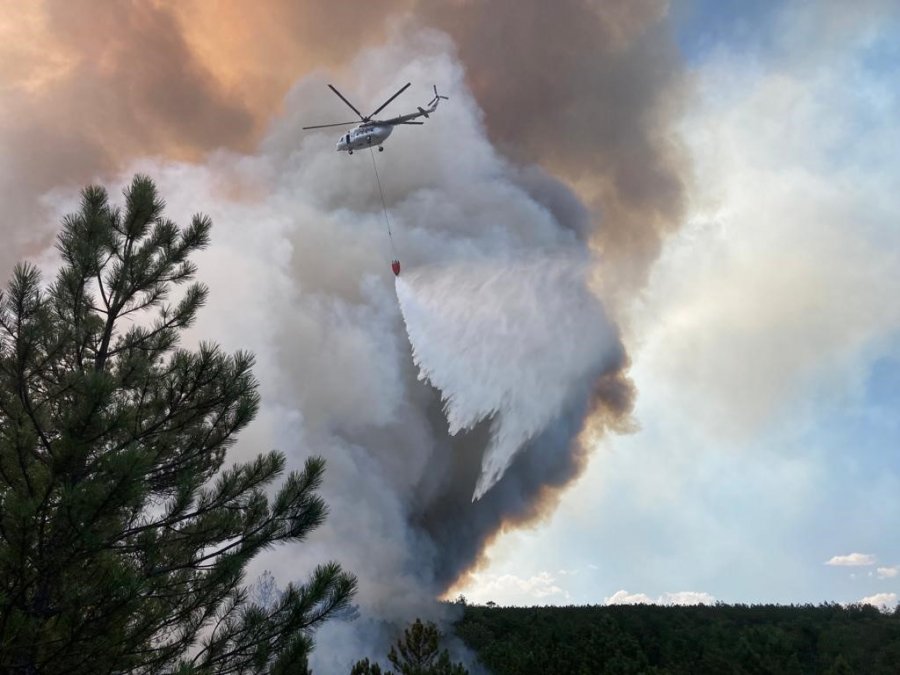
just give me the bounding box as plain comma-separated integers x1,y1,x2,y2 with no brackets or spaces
429,85,449,106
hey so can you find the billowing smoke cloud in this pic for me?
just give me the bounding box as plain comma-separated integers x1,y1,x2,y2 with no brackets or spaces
0,1,256,273
418,0,686,305
1,2,684,670
1,1,686,298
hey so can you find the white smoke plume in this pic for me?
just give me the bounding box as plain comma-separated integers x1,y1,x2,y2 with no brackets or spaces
396,257,622,499
111,30,634,671
14,23,637,674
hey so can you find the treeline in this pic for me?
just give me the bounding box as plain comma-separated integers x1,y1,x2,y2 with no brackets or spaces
453,602,900,674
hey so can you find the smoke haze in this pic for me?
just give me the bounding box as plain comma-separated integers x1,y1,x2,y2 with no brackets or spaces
0,2,687,670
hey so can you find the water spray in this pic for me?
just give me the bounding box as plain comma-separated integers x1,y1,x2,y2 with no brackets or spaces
395,255,622,499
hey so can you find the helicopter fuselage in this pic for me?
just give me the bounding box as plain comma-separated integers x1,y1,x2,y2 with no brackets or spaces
337,123,393,153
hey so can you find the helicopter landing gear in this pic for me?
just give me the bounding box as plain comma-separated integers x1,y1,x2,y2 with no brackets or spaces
348,150,353,155
378,146,384,152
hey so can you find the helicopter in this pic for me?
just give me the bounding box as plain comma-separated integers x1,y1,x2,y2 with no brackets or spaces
302,83,448,154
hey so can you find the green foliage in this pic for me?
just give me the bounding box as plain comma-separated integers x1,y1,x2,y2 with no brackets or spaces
454,602,900,674
0,176,356,673
351,619,468,675
351,658,386,675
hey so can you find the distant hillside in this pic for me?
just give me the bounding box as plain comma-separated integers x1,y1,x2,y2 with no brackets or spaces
453,602,900,674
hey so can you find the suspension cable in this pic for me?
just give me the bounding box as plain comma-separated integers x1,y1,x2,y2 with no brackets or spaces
369,148,398,260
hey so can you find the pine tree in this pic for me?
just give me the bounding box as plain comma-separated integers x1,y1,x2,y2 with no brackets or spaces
351,658,386,675
0,175,356,673
351,619,469,675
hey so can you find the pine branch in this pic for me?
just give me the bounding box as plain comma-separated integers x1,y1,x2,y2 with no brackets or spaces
0,176,355,672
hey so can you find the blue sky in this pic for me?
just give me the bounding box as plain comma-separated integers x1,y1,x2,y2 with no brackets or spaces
673,0,783,62
456,0,900,608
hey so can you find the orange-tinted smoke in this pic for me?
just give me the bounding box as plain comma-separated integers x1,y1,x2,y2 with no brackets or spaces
2,1,683,293
0,0,685,592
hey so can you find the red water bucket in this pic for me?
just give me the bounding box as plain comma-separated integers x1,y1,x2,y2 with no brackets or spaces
391,260,401,276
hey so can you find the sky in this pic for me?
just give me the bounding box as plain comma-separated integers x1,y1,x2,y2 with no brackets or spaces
1,0,899,640
452,0,900,609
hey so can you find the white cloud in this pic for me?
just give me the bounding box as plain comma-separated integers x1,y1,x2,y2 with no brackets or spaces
462,571,571,606
825,553,877,567
605,590,653,605
605,590,716,606
556,568,580,577
859,592,898,608
877,566,900,579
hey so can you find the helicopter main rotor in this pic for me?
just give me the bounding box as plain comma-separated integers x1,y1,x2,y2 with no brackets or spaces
302,82,412,130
